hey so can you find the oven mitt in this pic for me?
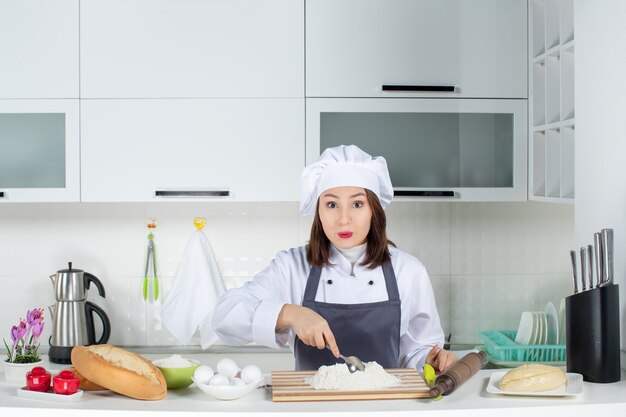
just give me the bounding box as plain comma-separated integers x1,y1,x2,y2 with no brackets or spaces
162,230,226,348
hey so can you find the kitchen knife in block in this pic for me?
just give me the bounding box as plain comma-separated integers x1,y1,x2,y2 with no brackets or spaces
600,229,614,286
566,285,621,382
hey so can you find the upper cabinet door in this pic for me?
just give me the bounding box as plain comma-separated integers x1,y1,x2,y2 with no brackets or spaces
0,0,79,98
81,99,304,202
306,0,527,98
80,0,304,98
0,100,80,202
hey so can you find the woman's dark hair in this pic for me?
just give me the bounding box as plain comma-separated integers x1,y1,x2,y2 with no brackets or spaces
306,189,394,269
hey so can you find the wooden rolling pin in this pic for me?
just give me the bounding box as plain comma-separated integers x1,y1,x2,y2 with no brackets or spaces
428,351,487,398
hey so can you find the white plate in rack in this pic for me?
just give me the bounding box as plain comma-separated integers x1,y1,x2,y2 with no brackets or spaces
545,302,559,344
558,298,566,345
515,311,534,345
486,371,582,397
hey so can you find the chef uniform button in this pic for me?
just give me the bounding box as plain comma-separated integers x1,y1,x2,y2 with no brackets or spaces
368,280,374,285
327,279,333,285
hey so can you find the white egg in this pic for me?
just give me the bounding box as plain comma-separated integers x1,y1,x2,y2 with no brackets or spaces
240,365,262,384
208,374,230,386
216,358,239,378
193,365,214,384
229,377,246,386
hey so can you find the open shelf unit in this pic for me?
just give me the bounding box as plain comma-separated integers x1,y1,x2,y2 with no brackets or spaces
529,0,575,203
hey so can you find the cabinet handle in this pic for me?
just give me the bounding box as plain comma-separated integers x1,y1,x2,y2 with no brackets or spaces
382,85,456,92
0,191,4,198
394,190,456,197
154,190,230,197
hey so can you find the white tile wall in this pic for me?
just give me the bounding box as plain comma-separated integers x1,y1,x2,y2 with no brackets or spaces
0,201,574,347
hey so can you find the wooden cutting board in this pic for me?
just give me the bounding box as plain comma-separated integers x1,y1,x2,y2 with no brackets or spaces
271,368,430,402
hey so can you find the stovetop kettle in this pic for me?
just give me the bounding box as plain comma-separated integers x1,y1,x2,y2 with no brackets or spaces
48,262,111,364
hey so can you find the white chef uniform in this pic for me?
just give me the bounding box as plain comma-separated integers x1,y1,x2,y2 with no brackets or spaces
211,243,445,370
212,144,445,369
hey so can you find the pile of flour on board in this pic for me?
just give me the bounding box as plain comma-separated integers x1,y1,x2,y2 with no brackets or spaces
306,361,400,391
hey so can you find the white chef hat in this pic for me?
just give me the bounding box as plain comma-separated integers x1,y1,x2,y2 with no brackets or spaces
299,144,393,215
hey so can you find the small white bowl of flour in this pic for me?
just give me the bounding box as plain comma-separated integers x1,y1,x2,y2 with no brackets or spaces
306,361,399,391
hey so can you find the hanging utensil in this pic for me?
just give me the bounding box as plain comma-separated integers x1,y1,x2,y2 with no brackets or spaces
144,219,159,301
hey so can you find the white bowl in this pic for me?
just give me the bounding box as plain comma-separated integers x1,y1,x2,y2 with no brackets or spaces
193,376,264,400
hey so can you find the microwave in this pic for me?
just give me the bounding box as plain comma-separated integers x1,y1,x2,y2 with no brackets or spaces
306,98,527,201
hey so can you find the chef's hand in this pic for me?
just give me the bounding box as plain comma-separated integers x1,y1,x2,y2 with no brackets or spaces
276,304,340,358
425,345,457,372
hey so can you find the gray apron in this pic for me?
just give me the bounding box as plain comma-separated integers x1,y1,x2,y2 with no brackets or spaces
293,260,401,370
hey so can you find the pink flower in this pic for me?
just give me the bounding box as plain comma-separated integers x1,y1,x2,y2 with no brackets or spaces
24,308,45,344
5,308,45,363
27,308,44,328
31,320,44,344
11,319,28,345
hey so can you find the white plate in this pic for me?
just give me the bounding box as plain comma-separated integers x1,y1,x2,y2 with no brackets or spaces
193,377,264,400
486,371,582,397
537,311,548,345
545,302,559,344
17,387,83,402
532,312,541,344
558,298,566,345
515,311,534,344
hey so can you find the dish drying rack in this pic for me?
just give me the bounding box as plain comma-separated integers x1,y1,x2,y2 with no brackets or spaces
479,331,566,366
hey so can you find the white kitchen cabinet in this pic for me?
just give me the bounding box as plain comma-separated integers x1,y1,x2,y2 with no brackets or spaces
80,0,303,99
0,100,80,202
81,99,304,202
0,0,79,99
306,0,527,99
307,98,527,201
529,0,575,203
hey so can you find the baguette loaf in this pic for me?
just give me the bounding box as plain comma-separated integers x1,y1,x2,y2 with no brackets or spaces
499,364,567,392
71,344,166,400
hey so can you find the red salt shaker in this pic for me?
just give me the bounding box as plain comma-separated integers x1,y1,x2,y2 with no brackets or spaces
53,370,80,395
26,366,52,392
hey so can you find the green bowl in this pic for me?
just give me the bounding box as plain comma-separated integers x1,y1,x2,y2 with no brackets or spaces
156,360,201,390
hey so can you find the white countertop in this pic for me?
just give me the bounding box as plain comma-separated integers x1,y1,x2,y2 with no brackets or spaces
2,352,626,417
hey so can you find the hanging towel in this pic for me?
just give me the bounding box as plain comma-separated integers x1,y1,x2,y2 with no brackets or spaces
162,230,226,348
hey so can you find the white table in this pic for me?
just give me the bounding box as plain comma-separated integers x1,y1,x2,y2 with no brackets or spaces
2,351,625,417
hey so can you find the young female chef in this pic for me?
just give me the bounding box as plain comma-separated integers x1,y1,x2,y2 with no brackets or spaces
212,145,457,371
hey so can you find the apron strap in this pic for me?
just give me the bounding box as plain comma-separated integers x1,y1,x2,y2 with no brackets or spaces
382,260,400,301
302,266,322,303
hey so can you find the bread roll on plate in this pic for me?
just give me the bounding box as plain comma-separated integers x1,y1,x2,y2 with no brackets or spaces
499,364,567,392
71,344,166,400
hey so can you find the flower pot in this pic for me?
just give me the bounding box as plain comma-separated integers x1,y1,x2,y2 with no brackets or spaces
3,360,43,385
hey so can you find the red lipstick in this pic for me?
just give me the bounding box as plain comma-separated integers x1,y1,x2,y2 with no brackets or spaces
338,231,353,239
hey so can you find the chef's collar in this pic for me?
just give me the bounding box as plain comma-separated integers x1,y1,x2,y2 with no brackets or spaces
335,243,367,266
330,243,367,276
